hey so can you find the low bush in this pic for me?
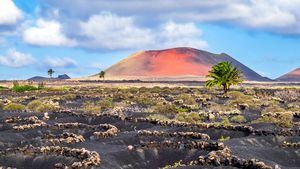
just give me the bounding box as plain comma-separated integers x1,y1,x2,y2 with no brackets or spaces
147,114,171,121
27,100,56,113
44,86,71,92
274,90,300,102
162,160,185,169
132,94,155,107
3,103,26,111
176,112,205,123
35,104,56,113
178,94,197,105
218,135,230,142
226,91,260,110
261,104,285,115
219,118,232,127
12,85,38,92
153,104,180,114
277,113,293,128
27,100,43,111
82,101,102,114
253,113,293,128
61,94,77,101
99,98,114,109
230,115,247,123
0,86,7,90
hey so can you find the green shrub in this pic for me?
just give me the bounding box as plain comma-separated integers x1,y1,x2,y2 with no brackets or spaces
0,86,7,90
162,160,185,169
27,100,56,113
3,103,26,111
132,94,155,107
27,100,43,111
277,113,293,128
230,115,247,123
178,94,196,105
147,114,171,121
12,85,38,92
261,104,285,114
253,113,293,128
61,94,77,101
153,104,179,114
82,101,102,114
149,86,162,93
99,98,114,109
219,118,231,127
218,135,230,142
226,91,260,110
176,112,205,123
35,104,56,113
176,107,189,113
44,86,71,92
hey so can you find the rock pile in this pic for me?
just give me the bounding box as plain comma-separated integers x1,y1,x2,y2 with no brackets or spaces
43,132,85,145
140,140,224,151
138,130,210,140
5,116,39,124
54,122,97,129
8,116,47,131
282,141,300,148
0,145,100,168
93,124,119,139
194,147,272,169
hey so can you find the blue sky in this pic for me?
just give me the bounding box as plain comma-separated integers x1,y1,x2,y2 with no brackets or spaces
0,0,300,80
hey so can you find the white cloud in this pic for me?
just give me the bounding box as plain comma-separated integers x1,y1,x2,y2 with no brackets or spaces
0,0,23,25
77,12,207,50
0,49,36,67
39,0,300,35
90,63,104,69
43,57,78,68
158,21,208,49
79,12,154,49
22,19,76,46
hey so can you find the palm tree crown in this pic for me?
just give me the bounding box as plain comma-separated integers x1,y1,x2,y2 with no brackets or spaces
99,71,105,80
205,62,243,93
48,69,55,78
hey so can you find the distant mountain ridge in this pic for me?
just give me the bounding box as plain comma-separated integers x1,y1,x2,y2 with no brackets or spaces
276,68,300,82
102,47,270,81
28,74,70,81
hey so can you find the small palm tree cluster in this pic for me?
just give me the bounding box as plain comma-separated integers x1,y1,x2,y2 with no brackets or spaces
48,69,55,78
205,62,243,93
99,71,105,80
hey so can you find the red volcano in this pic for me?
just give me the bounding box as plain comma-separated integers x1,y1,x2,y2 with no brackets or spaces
277,68,300,82
104,47,268,81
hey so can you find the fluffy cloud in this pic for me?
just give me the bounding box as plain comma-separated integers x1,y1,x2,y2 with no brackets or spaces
0,0,23,25
22,19,76,46
78,12,154,49
0,49,36,67
77,12,207,50
43,57,78,68
158,21,208,49
38,0,300,35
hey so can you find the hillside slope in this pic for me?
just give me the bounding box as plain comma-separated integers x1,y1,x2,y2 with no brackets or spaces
277,68,300,82
100,47,268,81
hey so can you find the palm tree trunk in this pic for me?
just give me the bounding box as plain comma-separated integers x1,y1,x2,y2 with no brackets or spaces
223,84,228,94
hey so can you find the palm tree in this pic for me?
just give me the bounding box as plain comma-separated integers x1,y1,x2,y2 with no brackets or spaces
48,69,55,78
99,71,105,80
205,62,243,94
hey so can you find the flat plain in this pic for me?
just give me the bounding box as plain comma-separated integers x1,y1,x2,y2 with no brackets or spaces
0,81,299,169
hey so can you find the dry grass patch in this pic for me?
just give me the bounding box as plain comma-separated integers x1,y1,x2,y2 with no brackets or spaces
3,103,26,111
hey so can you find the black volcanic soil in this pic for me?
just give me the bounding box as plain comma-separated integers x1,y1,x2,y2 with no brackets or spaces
0,86,299,169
